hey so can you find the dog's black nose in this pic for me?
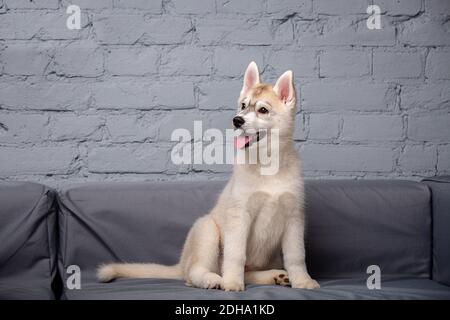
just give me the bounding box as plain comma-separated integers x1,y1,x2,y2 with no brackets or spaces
233,116,245,128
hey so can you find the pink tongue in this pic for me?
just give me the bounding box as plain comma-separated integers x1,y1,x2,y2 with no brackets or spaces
234,135,252,149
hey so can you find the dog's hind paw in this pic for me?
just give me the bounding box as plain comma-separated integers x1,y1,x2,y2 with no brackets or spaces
273,271,290,286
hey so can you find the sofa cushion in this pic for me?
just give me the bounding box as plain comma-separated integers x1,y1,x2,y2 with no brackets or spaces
0,182,58,300
422,176,450,286
58,179,431,298
63,272,450,300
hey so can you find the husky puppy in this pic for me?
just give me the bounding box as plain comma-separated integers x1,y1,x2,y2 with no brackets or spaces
98,62,319,291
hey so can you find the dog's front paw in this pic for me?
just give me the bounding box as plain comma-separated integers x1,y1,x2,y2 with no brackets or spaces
291,278,320,290
222,278,245,292
201,273,223,290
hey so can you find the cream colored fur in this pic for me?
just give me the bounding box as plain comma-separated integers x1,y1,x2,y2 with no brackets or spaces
97,62,319,291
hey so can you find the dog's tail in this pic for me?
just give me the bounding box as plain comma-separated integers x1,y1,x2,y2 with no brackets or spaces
97,263,183,282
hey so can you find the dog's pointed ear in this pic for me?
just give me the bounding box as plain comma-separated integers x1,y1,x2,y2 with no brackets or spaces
241,61,260,95
274,70,296,106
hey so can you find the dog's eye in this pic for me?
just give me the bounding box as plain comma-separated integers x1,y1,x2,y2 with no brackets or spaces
258,107,268,114
241,103,246,110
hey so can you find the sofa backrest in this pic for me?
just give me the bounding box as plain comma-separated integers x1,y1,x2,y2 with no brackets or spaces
304,180,431,279
57,182,226,284
0,182,57,300
58,180,432,281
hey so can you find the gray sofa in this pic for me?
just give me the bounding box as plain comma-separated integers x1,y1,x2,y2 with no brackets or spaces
1,178,449,300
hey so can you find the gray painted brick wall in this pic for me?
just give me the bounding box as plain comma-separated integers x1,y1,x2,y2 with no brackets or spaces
0,0,449,187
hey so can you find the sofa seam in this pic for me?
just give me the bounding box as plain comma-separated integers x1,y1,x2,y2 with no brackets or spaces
45,189,57,300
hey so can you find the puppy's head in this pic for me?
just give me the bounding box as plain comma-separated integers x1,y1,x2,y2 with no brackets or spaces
233,61,297,149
